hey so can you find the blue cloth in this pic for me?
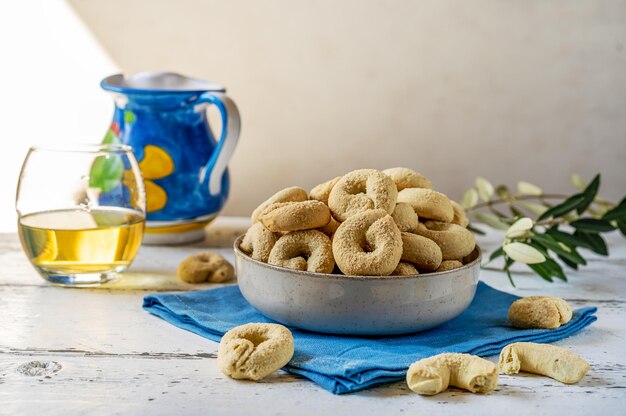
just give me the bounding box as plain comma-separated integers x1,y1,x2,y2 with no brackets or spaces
143,282,597,394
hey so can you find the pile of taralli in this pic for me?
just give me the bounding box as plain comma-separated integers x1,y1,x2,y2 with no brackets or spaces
217,296,590,396
240,167,476,276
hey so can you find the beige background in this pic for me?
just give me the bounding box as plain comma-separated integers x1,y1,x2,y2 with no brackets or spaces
67,0,626,215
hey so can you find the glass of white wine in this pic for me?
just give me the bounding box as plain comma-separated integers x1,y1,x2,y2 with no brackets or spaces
16,144,146,286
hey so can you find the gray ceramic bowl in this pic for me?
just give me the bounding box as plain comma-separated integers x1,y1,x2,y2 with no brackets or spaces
234,235,481,336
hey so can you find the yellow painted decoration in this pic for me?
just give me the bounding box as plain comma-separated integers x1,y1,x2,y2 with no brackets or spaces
122,145,175,213
144,180,168,213
139,145,175,180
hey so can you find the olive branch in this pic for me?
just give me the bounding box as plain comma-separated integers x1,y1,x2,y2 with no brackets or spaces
461,174,626,286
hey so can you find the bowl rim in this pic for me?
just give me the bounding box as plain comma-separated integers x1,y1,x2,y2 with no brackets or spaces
233,234,482,281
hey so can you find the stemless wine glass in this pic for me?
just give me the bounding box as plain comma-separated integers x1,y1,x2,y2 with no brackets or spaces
15,144,146,286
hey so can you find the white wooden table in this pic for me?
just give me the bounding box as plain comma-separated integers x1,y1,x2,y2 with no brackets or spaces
1,217,624,415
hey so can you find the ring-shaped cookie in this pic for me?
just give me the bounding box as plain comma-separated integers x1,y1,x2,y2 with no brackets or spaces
259,200,331,232
383,167,432,190
450,200,469,227
436,260,464,272
217,323,294,381
397,188,454,223
400,232,442,272
328,169,398,222
251,186,308,223
309,176,341,204
392,261,419,276
268,230,335,273
413,221,476,260
240,222,278,262
391,202,419,232
332,209,402,276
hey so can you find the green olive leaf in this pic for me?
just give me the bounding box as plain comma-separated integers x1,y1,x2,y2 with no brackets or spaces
472,212,510,230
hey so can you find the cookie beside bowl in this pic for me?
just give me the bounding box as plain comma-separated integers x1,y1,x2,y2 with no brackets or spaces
234,235,481,336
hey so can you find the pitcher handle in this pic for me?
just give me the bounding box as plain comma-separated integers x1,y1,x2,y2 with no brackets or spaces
197,92,241,196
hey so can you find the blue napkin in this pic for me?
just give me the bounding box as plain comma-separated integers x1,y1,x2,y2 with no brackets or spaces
143,282,597,394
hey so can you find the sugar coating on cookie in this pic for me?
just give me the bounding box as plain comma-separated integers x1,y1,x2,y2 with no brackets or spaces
400,232,443,272
251,186,308,223
310,176,341,204
332,209,402,275
392,262,419,276
391,202,419,232
508,296,572,329
328,169,398,222
383,167,433,190
397,188,454,223
241,222,278,262
259,200,331,232
414,221,476,260
436,260,464,272
268,230,335,273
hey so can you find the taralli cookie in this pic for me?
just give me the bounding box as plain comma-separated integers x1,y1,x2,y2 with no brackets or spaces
407,353,498,395
268,230,335,273
218,323,294,381
177,253,235,283
383,167,432,190
332,209,402,276
499,342,589,384
328,169,398,222
240,222,278,262
400,232,442,272
309,176,341,203
508,296,572,329
436,260,464,272
450,200,469,227
391,203,419,232
251,186,308,223
414,221,476,260
317,216,341,238
392,262,419,276
259,200,331,232
397,188,454,223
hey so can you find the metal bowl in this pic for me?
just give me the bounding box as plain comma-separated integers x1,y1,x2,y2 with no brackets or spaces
234,235,481,335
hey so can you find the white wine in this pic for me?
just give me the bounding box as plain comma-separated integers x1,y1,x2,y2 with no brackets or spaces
19,208,145,275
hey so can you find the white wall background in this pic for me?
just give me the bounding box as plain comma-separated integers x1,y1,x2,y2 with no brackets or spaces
1,0,625,231
0,0,116,231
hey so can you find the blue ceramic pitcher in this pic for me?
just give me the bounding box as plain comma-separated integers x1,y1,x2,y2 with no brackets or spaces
99,72,240,244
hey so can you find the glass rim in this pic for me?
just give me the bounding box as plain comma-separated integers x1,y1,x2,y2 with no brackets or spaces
29,143,134,154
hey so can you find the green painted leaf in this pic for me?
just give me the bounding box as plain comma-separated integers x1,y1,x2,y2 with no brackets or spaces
89,154,124,193
503,256,516,287
538,193,586,221
576,174,600,214
546,228,589,249
543,258,567,281
602,197,626,221
617,220,626,238
124,110,136,124
570,218,615,233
